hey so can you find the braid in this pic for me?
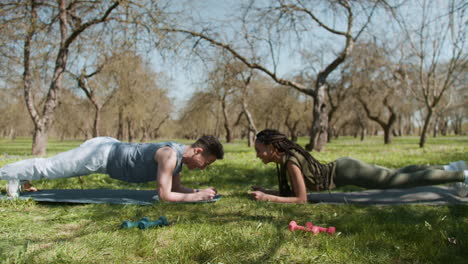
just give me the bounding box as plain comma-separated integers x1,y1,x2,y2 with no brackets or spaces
256,129,330,195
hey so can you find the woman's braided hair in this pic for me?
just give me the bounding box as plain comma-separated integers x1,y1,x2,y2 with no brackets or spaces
256,129,329,195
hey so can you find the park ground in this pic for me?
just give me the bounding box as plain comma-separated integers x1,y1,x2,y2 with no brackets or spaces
0,136,467,263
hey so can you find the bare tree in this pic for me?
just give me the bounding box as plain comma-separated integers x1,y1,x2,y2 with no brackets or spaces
148,0,380,151
68,61,116,138
178,91,219,139
53,88,93,140
348,42,406,144
103,51,169,142
326,78,352,141
237,70,258,146
393,0,467,147
205,56,245,143
0,1,120,155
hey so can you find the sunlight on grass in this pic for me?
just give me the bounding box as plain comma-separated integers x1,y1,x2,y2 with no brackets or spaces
0,136,467,263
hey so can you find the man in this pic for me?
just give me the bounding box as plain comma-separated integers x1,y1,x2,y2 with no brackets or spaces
1,135,224,202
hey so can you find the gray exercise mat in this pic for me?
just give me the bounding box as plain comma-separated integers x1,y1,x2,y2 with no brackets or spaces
0,189,222,205
308,186,467,205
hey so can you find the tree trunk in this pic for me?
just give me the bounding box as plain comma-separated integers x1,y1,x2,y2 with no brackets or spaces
327,126,335,143
306,85,328,151
419,109,433,148
117,109,124,141
224,122,233,143
384,126,392,144
453,116,462,135
140,127,149,142
93,105,101,137
221,101,233,143
32,127,48,156
248,129,255,147
285,120,299,142
243,106,257,147
127,118,134,143
360,127,366,141
8,128,16,140
441,120,448,136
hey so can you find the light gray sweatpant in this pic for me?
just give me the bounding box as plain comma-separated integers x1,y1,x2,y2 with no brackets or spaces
0,137,119,182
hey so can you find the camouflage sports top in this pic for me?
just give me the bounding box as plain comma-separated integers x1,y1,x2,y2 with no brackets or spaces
278,149,336,195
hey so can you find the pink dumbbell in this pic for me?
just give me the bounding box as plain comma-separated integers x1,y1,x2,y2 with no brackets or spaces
306,222,336,235
288,220,306,232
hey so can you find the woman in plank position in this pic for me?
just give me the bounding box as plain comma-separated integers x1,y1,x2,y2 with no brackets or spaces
250,129,468,203
1,136,223,202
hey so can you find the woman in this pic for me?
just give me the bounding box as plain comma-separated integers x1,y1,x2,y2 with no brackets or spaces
250,129,468,203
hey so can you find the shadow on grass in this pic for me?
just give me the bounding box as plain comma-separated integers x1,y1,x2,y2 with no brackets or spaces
0,203,119,261
329,204,468,261
4,189,467,263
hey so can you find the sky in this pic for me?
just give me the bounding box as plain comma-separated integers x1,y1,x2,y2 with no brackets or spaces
148,0,306,109
130,0,464,111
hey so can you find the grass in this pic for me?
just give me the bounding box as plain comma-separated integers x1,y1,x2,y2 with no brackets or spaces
0,136,467,264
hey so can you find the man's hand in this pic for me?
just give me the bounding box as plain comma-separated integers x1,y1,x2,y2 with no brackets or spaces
196,188,217,200
203,187,217,194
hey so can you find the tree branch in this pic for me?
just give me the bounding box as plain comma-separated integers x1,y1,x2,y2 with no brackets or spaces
160,27,315,97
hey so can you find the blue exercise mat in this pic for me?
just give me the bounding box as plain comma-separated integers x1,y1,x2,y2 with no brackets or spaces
0,189,222,205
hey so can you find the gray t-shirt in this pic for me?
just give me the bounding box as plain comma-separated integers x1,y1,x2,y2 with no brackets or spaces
106,142,186,183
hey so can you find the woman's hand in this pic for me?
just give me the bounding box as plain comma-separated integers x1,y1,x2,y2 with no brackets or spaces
251,186,266,192
250,190,267,201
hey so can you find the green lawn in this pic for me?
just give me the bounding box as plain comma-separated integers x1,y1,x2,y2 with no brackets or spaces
0,136,467,263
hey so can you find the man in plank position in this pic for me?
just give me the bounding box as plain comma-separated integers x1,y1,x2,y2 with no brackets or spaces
1,136,223,202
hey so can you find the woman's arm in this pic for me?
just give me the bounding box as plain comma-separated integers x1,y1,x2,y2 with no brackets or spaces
251,186,280,195
250,162,308,204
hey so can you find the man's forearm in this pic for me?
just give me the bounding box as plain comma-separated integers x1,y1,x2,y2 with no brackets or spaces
172,185,197,193
159,190,200,202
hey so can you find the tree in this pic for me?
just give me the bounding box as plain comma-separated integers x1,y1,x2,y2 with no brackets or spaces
235,67,258,147
69,60,114,138
103,51,170,142
138,87,172,142
205,55,244,143
53,88,94,140
348,42,405,144
392,0,467,147
154,0,379,151
178,91,219,139
0,0,120,155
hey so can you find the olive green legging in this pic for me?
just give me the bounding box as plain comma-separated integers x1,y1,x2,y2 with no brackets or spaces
334,157,464,189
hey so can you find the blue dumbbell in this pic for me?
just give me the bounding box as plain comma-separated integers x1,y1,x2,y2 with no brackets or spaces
138,216,169,229
121,217,150,229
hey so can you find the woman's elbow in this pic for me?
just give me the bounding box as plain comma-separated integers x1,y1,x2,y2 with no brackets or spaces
296,197,308,204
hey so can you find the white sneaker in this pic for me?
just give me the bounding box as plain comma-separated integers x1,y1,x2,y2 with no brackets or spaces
6,180,20,198
449,161,467,171
454,182,468,197
444,161,466,171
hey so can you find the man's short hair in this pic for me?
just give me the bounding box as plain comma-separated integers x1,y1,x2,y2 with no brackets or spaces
192,135,224,159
